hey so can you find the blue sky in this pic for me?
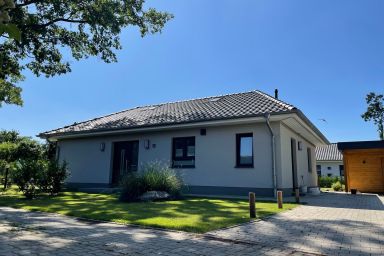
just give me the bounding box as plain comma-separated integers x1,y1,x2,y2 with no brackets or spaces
1,0,383,142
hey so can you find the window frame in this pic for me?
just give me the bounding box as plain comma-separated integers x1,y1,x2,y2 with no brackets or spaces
171,136,195,168
307,147,313,172
236,133,254,168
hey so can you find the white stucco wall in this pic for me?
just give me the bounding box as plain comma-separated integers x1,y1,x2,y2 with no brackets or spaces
58,122,280,189
57,120,318,192
277,124,317,189
316,161,344,177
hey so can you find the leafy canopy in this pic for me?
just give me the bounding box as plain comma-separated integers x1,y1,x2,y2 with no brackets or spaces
361,92,384,140
0,0,173,106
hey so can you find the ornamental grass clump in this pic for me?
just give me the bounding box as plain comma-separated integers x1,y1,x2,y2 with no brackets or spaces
119,161,183,202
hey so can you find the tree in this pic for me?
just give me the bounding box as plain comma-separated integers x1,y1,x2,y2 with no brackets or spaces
0,0,173,106
361,92,384,140
0,0,21,40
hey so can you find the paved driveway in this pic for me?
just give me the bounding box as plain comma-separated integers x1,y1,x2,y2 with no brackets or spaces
0,193,383,256
208,193,384,255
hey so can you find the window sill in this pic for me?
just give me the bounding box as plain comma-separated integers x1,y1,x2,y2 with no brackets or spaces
235,165,254,169
172,166,195,169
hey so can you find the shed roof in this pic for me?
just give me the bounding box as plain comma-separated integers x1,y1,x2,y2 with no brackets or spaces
337,140,384,151
316,143,343,161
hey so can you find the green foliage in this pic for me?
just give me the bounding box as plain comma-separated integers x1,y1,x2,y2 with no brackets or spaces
0,130,45,181
361,92,384,140
0,130,21,143
119,173,145,202
0,0,173,106
141,162,183,195
331,181,343,191
119,162,183,202
40,160,69,195
318,176,344,188
0,24,21,41
12,159,69,198
12,159,45,199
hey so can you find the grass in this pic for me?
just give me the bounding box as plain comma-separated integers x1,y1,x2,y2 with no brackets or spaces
320,187,334,192
0,187,297,233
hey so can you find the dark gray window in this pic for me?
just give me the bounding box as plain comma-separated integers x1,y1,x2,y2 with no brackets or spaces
316,165,321,176
236,133,253,167
172,137,195,168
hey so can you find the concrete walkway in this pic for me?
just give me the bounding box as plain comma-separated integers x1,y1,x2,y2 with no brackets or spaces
208,193,384,255
0,193,383,255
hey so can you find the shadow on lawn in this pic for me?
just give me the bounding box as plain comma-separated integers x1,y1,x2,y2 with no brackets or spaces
0,192,292,233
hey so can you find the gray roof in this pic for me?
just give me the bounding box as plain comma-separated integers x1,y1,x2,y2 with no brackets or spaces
39,90,325,141
316,143,343,161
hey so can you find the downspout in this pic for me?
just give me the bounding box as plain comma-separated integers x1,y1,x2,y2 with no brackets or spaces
265,113,277,198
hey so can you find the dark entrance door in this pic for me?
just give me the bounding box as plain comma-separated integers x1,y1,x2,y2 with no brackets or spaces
112,141,139,185
291,138,298,190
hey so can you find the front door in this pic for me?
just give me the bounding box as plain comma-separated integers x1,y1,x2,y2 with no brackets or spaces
112,141,139,185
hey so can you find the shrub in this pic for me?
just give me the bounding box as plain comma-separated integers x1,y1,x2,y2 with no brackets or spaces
12,159,69,198
318,176,345,187
119,162,183,202
12,160,46,199
331,181,342,191
119,173,145,202
141,162,183,196
40,160,69,195
318,176,333,187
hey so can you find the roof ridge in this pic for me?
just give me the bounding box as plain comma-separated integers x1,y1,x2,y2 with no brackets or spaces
253,90,296,110
136,90,259,108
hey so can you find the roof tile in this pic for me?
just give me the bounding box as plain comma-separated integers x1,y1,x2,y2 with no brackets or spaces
41,90,296,137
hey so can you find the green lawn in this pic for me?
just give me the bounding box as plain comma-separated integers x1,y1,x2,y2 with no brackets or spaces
0,188,297,233
320,187,334,192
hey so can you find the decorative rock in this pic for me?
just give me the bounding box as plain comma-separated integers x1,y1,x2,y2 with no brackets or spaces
139,191,171,201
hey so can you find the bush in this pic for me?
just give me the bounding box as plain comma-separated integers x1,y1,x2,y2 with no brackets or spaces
12,160,46,199
40,160,69,195
119,172,145,202
119,162,183,202
331,181,343,191
318,176,344,188
12,159,69,199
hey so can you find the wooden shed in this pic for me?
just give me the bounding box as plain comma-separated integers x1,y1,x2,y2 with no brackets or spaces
337,141,384,193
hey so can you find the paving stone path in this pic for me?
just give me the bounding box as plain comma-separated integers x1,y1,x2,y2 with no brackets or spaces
208,193,384,256
0,193,383,255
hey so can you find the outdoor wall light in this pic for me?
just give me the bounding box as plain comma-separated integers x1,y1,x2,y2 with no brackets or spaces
100,142,105,152
144,140,150,150
298,141,303,151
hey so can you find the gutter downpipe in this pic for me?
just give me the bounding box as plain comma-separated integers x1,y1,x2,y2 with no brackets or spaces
265,113,277,198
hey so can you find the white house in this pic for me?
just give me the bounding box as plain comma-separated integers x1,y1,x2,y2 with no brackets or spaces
315,143,344,177
39,90,329,197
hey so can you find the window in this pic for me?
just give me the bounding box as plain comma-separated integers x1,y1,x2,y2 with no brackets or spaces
339,165,344,176
316,165,321,176
172,137,195,168
307,148,312,172
236,133,253,167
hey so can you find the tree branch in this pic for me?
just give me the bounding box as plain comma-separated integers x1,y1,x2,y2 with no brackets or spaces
26,18,88,29
16,0,43,7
